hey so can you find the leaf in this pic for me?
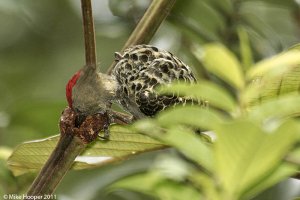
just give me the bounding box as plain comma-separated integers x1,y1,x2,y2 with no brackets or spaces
243,65,300,106
7,125,166,176
170,1,223,42
156,106,225,130
239,1,298,57
241,121,300,198
242,161,298,199
237,26,253,70
246,50,300,80
161,127,213,171
214,120,300,199
247,94,300,123
111,170,202,200
193,43,244,90
158,82,237,112
188,172,220,200
208,0,233,14
133,120,214,171
132,118,163,137
288,43,300,51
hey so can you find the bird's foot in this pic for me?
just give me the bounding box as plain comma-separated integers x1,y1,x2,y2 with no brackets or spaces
97,110,111,140
60,107,111,144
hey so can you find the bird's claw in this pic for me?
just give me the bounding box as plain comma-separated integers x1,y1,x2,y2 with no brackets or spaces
59,107,110,144
97,111,111,140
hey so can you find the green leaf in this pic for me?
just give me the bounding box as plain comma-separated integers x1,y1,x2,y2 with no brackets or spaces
161,127,213,171
242,161,298,199
246,50,300,80
193,43,244,90
133,119,214,171
247,94,300,122
241,120,300,198
243,65,300,106
156,106,225,130
238,26,253,70
239,1,298,57
288,43,300,51
132,118,163,137
111,171,202,200
158,82,237,112
214,120,299,199
7,125,165,176
188,172,220,200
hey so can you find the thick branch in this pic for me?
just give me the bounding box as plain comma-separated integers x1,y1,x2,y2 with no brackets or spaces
107,0,177,74
26,1,177,196
26,1,99,196
26,107,107,197
81,0,97,68
26,134,85,197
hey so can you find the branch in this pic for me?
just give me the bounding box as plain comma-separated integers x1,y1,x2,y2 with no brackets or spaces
26,1,98,197
25,0,177,196
25,108,107,198
111,110,133,125
26,134,85,196
106,0,177,74
81,0,97,68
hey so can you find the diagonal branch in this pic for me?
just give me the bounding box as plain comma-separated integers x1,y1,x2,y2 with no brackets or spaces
26,0,176,197
106,0,177,74
26,133,85,196
26,0,97,197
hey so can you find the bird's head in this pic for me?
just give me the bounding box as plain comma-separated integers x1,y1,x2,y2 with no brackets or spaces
65,67,117,115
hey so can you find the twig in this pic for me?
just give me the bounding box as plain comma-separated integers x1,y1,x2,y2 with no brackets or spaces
111,110,133,125
106,0,177,74
81,0,97,68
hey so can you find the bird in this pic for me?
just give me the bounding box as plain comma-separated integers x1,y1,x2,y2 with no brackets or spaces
112,44,200,120
66,44,201,128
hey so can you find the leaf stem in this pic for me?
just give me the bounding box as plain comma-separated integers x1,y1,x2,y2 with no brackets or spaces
106,0,177,74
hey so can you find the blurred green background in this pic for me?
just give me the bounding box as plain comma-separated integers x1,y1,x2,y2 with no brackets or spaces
0,0,300,199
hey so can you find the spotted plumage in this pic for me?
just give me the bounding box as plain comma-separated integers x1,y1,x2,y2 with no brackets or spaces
112,44,201,119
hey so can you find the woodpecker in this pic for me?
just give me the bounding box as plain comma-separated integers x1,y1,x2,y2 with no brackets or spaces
66,44,200,128
112,44,199,119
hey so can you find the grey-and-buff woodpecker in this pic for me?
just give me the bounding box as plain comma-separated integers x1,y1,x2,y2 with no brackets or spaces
66,44,200,130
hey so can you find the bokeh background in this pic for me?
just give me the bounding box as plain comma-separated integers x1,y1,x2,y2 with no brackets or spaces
1,0,300,199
